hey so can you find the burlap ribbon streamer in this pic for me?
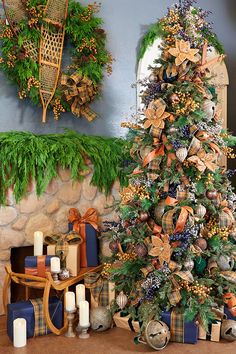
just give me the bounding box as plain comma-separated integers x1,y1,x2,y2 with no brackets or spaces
84,272,109,307
30,298,48,337
187,131,220,173
219,207,235,228
168,271,194,306
170,309,184,343
162,206,193,234
220,271,236,284
61,72,97,121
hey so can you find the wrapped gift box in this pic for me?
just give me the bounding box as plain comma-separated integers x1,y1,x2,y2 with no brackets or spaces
47,244,80,276
7,297,63,340
113,312,140,333
68,222,99,268
198,321,221,342
24,255,57,277
161,310,198,344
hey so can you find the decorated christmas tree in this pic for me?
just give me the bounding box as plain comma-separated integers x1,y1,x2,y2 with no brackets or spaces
106,0,236,345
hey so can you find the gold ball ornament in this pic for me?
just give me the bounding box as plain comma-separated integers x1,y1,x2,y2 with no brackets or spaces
183,259,195,271
195,204,207,218
206,190,218,200
169,127,178,134
194,238,208,251
139,211,149,222
169,93,180,104
176,147,188,162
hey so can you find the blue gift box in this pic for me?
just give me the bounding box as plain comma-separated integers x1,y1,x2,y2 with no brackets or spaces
224,305,236,321
68,222,99,267
7,297,63,340
161,310,198,344
25,255,57,277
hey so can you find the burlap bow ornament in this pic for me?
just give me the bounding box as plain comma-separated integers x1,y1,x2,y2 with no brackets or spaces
61,72,97,121
188,149,218,173
45,232,82,268
168,270,194,306
162,205,193,234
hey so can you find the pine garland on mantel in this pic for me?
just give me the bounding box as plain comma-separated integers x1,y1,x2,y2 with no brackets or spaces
0,130,129,205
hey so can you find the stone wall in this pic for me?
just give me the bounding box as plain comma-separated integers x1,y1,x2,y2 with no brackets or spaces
0,168,121,315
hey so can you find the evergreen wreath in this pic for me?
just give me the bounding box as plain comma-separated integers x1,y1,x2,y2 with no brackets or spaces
0,0,112,122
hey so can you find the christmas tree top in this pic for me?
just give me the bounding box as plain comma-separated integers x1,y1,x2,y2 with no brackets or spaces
105,0,236,332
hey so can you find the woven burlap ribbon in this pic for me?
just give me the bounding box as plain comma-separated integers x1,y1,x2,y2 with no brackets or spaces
61,72,97,121
30,298,48,337
170,309,184,343
162,205,193,234
84,272,109,307
168,271,194,306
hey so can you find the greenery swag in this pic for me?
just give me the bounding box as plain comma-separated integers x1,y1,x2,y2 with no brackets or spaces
0,130,129,205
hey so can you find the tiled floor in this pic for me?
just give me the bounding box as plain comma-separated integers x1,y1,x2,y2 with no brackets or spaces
0,315,235,354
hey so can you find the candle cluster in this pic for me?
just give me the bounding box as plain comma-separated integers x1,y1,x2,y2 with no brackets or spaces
65,284,90,328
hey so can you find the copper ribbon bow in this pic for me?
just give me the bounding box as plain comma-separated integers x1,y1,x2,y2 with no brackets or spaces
61,72,97,121
68,207,99,231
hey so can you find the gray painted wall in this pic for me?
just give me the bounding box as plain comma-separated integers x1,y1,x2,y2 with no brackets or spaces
0,0,235,140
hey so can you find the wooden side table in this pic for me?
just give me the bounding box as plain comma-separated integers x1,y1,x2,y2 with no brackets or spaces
3,264,103,335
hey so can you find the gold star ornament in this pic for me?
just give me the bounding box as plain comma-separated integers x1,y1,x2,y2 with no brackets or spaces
168,39,200,66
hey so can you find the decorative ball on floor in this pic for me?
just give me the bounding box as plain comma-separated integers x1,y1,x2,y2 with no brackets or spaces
139,320,170,351
90,307,112,332
221,320,236,342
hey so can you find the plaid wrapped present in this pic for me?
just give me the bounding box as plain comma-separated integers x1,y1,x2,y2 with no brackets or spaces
113,312,140,333
7,297,62,340
161,310,198,344
24,255,58,277
84,272,110,308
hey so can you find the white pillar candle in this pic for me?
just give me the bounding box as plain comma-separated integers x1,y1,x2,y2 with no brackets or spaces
33,231,43,256
76,284,85,306
65,292,76,312
50,257,60,273
13,318,27,348
79,300,89,327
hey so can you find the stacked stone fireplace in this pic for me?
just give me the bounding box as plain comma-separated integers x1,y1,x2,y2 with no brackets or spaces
0,168,120,315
